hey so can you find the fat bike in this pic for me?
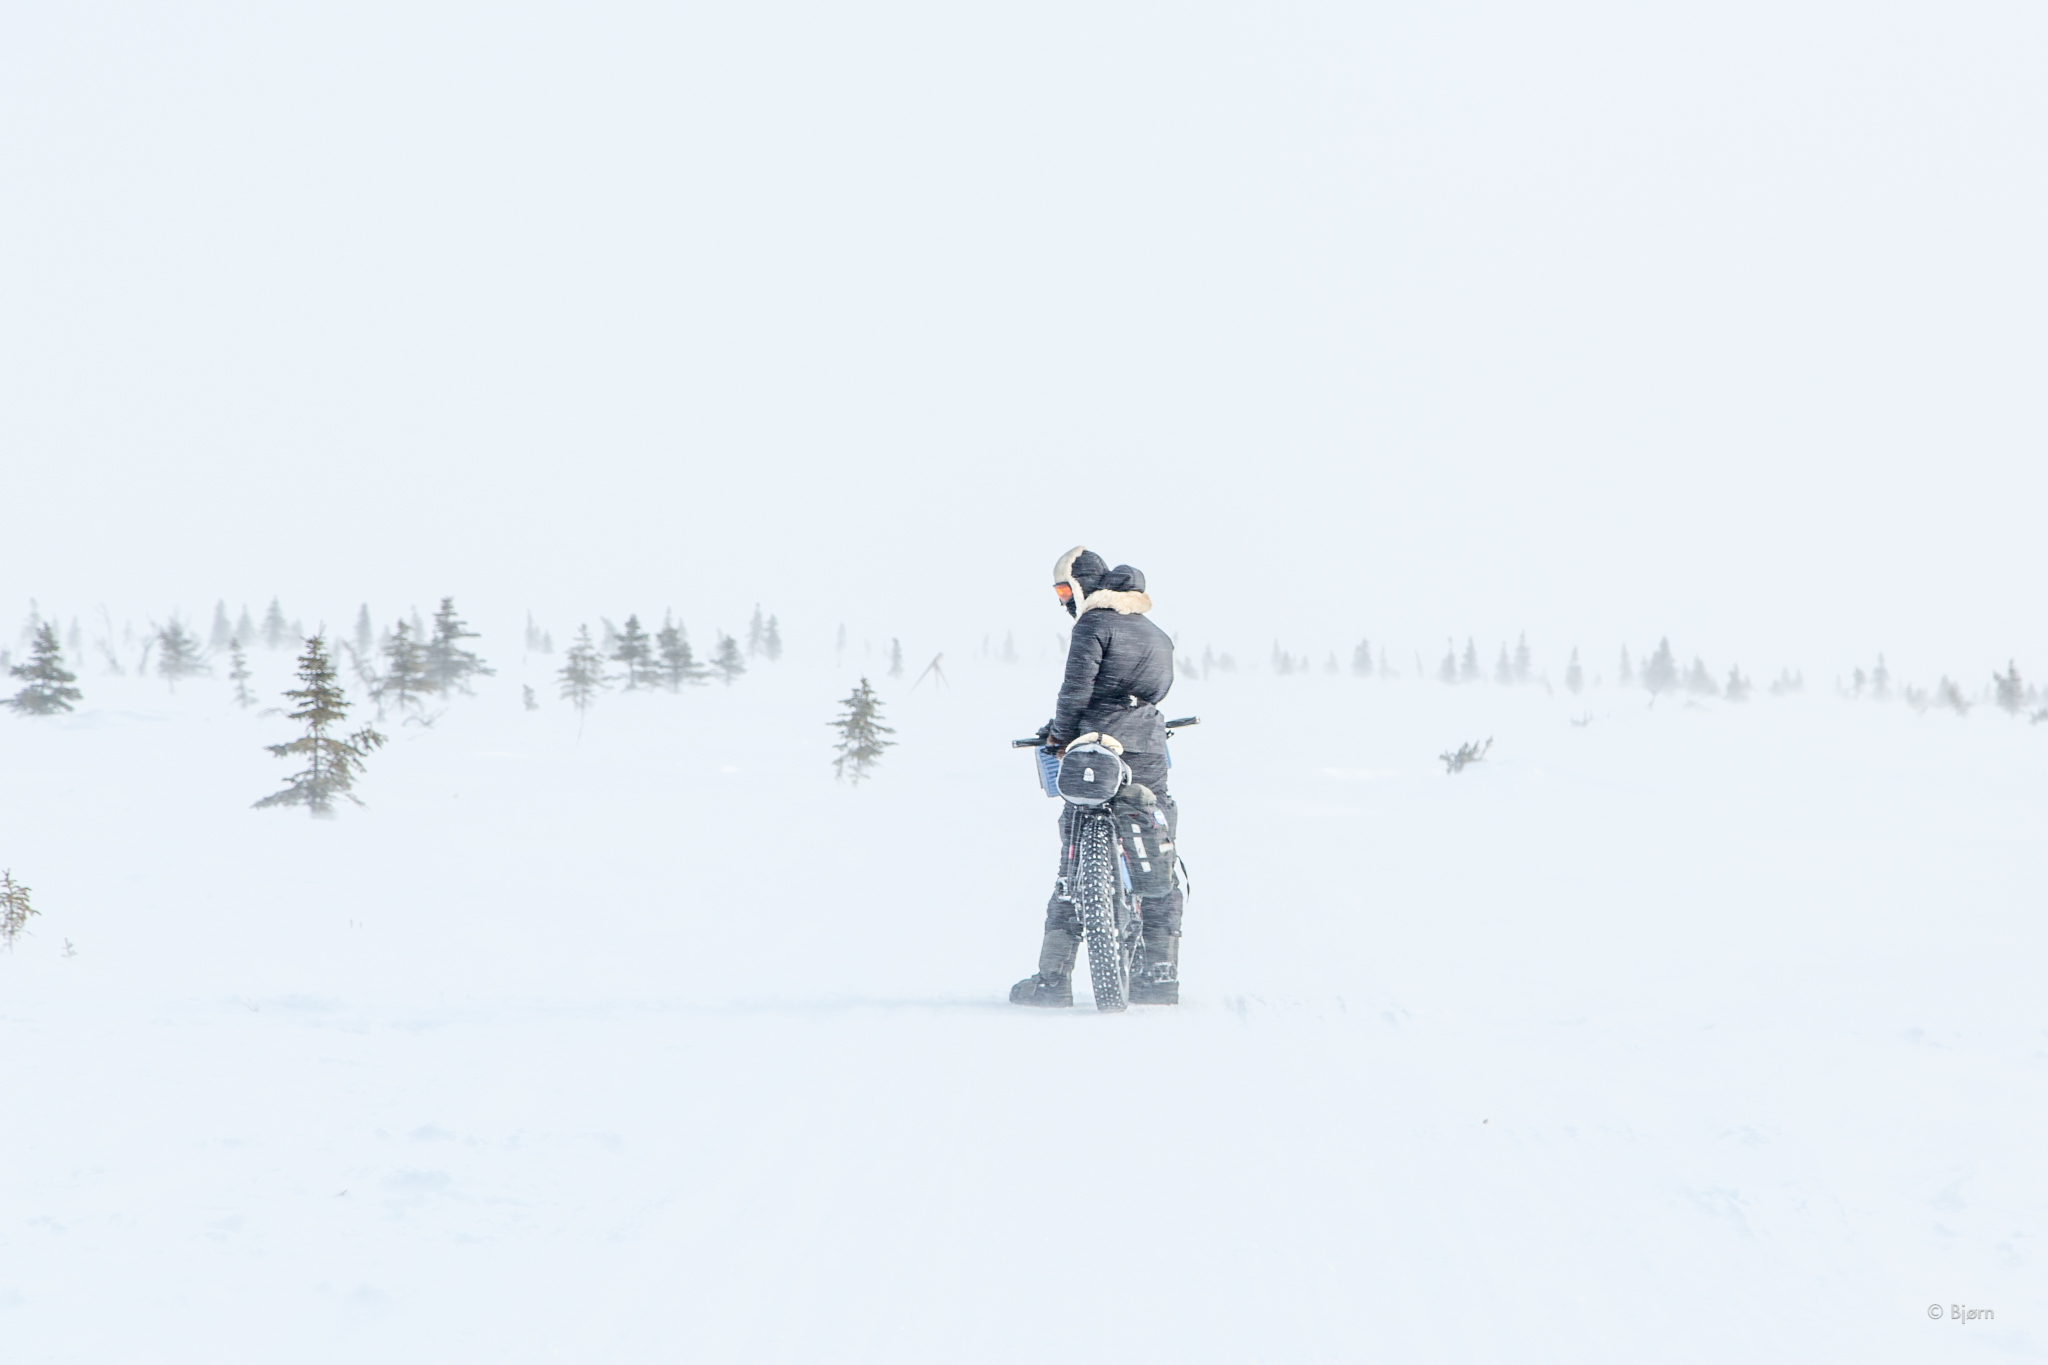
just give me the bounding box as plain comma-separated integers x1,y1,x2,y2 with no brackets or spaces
1012,717,1197,1012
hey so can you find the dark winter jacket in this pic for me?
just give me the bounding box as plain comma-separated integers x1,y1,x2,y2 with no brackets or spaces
1050,546,1174,753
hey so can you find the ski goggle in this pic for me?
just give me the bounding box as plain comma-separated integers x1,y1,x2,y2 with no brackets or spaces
1053,582,1074,605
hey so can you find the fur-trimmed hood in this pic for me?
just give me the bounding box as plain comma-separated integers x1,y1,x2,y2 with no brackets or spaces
1054,545,1153,618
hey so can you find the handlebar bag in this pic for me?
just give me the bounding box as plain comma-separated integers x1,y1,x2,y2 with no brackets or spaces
1058,742,1129,807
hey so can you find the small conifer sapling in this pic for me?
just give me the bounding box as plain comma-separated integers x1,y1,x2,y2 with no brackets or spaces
830,678,896,784
424,597,493,694
612,614,656,689
375,620,431,716
156,619,209,686
1642,638,1679,695
656,615,707,690
261,598,290,650
228,638,257,708
6,623,83,716
0,870,37,950
711,633,746,686
1994,661,2025,715
254,636,386,817
559,626,610,730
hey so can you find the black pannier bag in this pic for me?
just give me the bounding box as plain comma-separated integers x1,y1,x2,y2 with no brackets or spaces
1112,795,1176,898
1057,738,1129,807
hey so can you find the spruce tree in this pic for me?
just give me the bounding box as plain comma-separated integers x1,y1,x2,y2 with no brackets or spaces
888,638,904,679
1642,638,1679,694
261,598,289,650
156,619,209,686
1352,639,1374,677
764,616,782,662
1438,641,1457,685
228,638,257,709
656,614,707,690
1994,661,2026,714
524,612,555,654
353,605,374,660
1003,632,1017,665
236,605,256,645
711,633,746,686
1459,638,1480,684
375,620,431,716
0,870,36,950
1493,645,1512,686
559,625,610,727
829,677,896,784
747,605,766,656
253,636,385,817
1565,648,1584,695
1682,656,1718,696
1872,655,1892,701
210,601,234,652
1514,633,1532,684
612,614,656,689
1725,665,1752,701
5,623,82,716
424,597,493,693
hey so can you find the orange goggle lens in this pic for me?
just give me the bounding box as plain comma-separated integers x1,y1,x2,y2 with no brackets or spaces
1054,582,1074,604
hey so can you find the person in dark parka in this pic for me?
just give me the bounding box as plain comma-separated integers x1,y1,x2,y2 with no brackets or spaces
1012,546,1185,1007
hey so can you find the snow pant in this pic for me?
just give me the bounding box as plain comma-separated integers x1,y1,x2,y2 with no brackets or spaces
1043,750,1182,941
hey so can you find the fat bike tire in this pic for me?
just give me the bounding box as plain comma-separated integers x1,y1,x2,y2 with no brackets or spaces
1075,818,1129,1012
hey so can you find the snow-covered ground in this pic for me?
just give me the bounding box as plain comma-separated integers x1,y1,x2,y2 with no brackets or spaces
3,642,2043,1362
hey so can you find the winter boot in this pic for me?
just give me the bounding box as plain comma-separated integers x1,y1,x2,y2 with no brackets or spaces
1011,926,1079,1008
1130,931,1179,1005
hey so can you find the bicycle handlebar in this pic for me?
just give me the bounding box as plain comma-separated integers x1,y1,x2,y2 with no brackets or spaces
1011,716,1201,748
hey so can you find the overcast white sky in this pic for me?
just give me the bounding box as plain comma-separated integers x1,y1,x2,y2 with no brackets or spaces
3,0,2042,679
